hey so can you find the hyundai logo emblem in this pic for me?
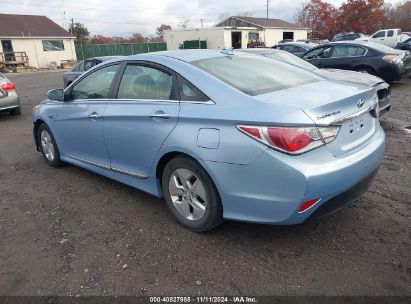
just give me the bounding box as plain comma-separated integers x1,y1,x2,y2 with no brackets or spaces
357,99,365,108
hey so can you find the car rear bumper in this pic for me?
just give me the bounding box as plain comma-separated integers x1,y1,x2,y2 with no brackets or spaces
202,125,385,224
0,95,20,111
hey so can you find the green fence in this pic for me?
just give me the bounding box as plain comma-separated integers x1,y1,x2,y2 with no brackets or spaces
181,40,207,49
75,42,167,60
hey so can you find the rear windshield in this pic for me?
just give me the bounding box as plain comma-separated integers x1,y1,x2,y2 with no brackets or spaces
192,54,322,96
366,42,397,53
264,52,317,71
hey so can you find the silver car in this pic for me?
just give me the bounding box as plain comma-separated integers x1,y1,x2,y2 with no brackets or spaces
63,56,119,88
0,73,20,115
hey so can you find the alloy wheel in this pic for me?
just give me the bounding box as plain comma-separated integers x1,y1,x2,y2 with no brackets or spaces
40,130,55,162
168,168,207,221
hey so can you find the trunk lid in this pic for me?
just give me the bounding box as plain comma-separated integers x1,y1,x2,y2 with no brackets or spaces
255,80,379,156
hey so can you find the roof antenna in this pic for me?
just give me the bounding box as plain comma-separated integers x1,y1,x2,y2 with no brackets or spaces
221,48,234,55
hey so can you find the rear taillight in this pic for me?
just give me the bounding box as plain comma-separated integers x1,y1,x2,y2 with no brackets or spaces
0,82,16,91
237,125,340,155
383,54,402,64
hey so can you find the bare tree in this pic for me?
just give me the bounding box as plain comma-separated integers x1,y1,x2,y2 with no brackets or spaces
178,17,192,29
216,12,230,25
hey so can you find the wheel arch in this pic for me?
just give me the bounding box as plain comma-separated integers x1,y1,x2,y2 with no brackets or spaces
354,65,376,75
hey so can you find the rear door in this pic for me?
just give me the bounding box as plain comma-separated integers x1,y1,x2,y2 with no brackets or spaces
103,62,180,178
325,44,367,70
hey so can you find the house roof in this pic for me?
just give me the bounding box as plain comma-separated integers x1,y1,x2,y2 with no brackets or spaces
217,16,301,29
0,13,73,38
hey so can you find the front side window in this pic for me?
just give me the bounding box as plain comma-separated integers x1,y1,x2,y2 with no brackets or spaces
71,64,119,100
372,31,385,38
84,60,94,71
72,61,84,72
303,46,333,59
117,65,174,100
42,40,64,51
192,54,322,96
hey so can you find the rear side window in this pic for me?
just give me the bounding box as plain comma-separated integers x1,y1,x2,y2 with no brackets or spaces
117,64,174,100
192,54,322,96
387,30,394,37
303,46,333,59
71,64,120,100
177,75,210,102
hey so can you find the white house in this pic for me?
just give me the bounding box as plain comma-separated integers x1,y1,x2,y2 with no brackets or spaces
0,13,76,69
164,16,309,50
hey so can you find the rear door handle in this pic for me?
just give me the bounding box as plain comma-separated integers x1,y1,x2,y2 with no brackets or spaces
88,112,100,119
149,111,170,120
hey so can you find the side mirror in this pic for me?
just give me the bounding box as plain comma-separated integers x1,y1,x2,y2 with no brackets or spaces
47,89,65,102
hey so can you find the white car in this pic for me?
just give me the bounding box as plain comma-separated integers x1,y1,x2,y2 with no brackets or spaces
356,29,408,48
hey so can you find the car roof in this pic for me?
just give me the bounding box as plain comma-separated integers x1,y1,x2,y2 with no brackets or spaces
235,48,282,55
278,42,317,48
125,49,229,63
92,56,120,61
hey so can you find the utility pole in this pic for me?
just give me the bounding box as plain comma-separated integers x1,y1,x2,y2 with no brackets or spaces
265,0,270,19
69,18,74,34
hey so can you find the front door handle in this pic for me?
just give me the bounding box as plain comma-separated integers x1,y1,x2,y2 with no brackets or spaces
149,111,170,120
88,112,100,120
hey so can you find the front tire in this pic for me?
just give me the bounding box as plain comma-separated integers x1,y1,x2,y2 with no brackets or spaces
11,107,21,115
37,123,62,167
162,156,223,232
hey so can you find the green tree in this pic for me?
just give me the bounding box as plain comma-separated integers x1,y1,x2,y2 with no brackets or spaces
69,22,90,44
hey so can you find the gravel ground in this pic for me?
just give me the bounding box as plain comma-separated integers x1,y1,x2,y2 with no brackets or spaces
0,71,410,296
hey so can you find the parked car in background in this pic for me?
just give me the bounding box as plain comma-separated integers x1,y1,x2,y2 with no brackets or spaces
63,56,119,88
395,37,411,52
0,73,20,115
272,42,317,57
356,29,406,48
33,50,385,231
236,48,391,116
332,32,363,42
277,39,293,44
302,41,411,82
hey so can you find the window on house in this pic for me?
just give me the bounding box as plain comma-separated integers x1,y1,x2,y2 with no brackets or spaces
42,40,65,51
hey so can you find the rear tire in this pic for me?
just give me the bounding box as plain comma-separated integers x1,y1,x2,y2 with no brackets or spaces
162,156,223,232
36,123,62,167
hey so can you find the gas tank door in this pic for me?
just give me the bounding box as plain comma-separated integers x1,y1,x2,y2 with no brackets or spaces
197,128,220,149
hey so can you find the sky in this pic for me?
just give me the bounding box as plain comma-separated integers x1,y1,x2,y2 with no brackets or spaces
0,0,400,37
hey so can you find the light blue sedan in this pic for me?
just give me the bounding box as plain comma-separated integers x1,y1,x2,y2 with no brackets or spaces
32,50,385,231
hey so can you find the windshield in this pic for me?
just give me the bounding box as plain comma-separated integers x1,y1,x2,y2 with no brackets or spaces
263,52,317,71
192,54,322,96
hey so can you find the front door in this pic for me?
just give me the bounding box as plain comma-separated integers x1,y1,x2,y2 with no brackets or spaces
1,40,15,61
49,63,121,167
303,45,333,68
104,63,180,178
